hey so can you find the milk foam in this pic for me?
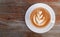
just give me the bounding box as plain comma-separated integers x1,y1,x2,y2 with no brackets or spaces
33,11,45,26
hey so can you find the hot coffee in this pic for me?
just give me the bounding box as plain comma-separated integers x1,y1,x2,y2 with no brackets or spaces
30,7,51,28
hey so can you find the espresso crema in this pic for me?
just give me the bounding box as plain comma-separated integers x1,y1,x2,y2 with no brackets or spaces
30,7,51,27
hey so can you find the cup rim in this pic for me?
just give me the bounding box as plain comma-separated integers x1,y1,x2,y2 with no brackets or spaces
25,3,55,33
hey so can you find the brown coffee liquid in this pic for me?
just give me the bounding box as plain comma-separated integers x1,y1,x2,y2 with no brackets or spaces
30,7,51,28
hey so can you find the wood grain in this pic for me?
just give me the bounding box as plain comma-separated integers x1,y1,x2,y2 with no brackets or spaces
0,0,60,37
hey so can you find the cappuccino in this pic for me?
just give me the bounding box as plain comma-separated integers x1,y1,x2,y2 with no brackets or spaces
30,7,51,27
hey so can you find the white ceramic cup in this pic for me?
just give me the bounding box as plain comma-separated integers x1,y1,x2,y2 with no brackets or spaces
25,3,55,33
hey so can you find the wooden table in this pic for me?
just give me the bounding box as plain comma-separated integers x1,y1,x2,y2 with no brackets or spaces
0,0,60,37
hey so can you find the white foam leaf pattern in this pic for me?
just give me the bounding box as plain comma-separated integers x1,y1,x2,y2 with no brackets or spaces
33,11,45,26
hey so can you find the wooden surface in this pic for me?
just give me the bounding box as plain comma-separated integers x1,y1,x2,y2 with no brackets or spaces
0,0,60,37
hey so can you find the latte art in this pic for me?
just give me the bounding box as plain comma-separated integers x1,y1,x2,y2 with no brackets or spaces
33,11,45,26
30,7,51,27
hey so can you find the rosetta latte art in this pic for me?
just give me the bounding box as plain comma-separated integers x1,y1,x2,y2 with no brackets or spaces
30,8,50,27
33,11,45,26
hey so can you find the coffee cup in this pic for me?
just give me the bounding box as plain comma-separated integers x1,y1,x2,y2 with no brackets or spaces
25,3,55,33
